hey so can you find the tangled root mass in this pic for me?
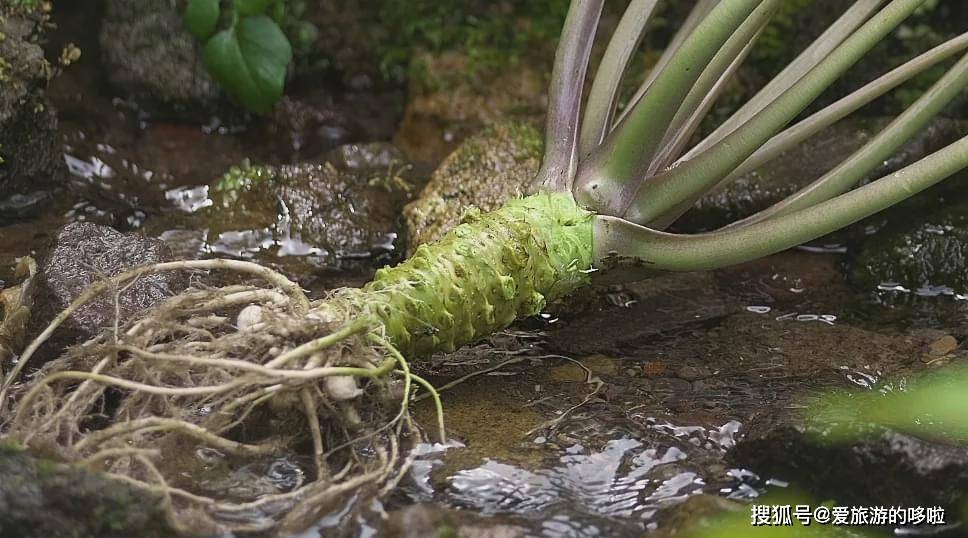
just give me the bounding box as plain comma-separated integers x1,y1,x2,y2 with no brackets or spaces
0,260,434,535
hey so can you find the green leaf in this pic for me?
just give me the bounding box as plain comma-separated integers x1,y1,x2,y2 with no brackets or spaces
184,0,220,40
235,0,272,16
202,15,293,114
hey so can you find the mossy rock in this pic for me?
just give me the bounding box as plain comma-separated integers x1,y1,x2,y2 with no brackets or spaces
402,121,543,251
0,444,175,538
0,10,61,204
393,52,548,167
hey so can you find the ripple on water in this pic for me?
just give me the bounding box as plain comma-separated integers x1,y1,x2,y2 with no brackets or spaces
407,423,751,538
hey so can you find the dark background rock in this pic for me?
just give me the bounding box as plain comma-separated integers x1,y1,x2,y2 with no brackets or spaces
729,425,968,513
99,0,221,114
30,222,183,359
848,200,968,315
0,9,62,216
0,444,174,538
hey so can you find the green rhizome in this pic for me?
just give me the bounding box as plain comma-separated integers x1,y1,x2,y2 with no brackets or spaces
2,0,968,534
340,192,593,358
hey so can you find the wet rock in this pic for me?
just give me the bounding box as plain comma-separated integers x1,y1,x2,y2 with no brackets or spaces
155,143,413,272
0,8,62,211
393,53,547,167
730,425,968,512
99,0,221,113
31,222,182,357
677,118,968,231
549,355,620,383
0,443,174,538
403,121,542,250
267,87,405,162
546,272,740,357
849,200,968,299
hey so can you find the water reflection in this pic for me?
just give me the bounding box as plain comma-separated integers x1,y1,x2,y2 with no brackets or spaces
409,420,752,537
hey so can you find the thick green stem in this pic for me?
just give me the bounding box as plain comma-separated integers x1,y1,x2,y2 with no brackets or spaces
729,49,968,227
614,0,717,126
534,0,604,193
579,0,659,158
596,136,968,273
649,0,777,174
623,0,925,226
723,31,968,184
684,0,886,159
327,193,594,358
573,0,761,216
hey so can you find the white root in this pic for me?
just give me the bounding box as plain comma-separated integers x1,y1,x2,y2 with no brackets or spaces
0,259,442,535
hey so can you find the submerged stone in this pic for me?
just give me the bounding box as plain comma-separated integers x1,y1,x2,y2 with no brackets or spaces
403,121,543,250
379,503,528,538
850,201,968,300
156,143,413,272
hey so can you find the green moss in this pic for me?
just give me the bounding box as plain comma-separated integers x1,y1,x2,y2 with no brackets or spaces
437,525,458,538
505,121,544,160
1,0,45,17
336,192,593,357
34,457,56,477
213,160,277,192
377,0,569,82
0,440,24,454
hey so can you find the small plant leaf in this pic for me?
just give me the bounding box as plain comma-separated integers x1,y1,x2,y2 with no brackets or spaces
184,0,220,40
202,15,292,114
235,0,272,16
